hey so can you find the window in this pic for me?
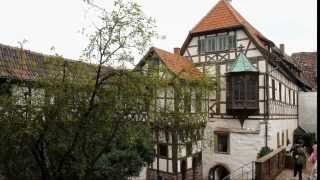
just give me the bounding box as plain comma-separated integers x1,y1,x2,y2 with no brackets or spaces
198,35,236,53
289,89,291,104
186,142,192,156
293,91,296,105
195,89,202,112
218,36,227,50
284,87,287,103
282,132,284,146
158,144,168,157
214,132,229,153
279,83,282,101
277,132,280,148
247,77,257,100
0,81,11,95
228,35,236,49
272,79,275,100
231,75,257,102
286,129,289,145
184,89,191,112
174,88,181,112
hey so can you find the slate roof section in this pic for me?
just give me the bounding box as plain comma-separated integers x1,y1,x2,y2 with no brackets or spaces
229,52,257,72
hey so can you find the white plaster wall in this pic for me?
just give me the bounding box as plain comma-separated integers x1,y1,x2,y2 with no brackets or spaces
267,119,297,150
159,158,167,171
205,65,216,77
210,118,261,131
258,60,266,73
246,50,262,58
178,145,186,158
236,30,247,39
189,47,198,56
202,122,264,179
299,92,317,134
168,160,173,173
187,157,193,169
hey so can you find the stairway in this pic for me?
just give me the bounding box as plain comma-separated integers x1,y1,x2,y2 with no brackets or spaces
222,161,255,180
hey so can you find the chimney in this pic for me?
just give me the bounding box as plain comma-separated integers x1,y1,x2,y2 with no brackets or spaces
280,44,285,54
174,47,181,55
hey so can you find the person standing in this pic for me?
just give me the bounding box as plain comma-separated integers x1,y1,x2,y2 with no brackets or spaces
308,143,317,164
290,139,306,180
308,143,317,180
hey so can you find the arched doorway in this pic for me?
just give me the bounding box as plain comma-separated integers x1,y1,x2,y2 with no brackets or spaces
208,165,230,180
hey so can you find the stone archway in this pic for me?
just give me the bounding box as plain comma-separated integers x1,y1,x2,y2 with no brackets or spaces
208,164,230,180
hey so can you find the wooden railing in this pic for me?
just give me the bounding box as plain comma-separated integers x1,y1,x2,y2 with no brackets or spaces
255,147,286,180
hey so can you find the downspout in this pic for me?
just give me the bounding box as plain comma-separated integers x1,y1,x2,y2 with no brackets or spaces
264,44,271,147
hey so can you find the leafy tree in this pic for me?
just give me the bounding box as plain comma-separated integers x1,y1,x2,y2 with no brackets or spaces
0,0,157,179
0,56,156,180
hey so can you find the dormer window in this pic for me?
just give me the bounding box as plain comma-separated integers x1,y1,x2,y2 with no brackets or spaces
198,35,236,53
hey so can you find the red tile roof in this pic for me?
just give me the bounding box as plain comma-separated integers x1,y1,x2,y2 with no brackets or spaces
0,43,46,80
152,47,203,80
191,0,269,49
0,43,113,81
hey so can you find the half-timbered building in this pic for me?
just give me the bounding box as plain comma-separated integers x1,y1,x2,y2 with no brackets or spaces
136,47,210,180
179,0,311,179
137,0,311,180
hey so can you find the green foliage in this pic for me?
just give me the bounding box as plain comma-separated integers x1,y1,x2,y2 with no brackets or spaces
0,0,159,179
257,146,273,159
141,56,216,145
0,58,156,179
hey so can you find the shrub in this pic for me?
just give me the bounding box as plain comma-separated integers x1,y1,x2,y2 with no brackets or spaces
257,146,273,159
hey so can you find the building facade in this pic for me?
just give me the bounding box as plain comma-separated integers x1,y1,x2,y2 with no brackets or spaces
0,1,313,180
137,0,311,180
137,47,208,180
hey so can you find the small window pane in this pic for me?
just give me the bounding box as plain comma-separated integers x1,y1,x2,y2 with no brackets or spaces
186,143,192,156
159,144,168,157
228,35,235,49
214,132,229,153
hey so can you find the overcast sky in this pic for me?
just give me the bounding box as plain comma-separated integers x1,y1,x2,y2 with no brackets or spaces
0,0,317,64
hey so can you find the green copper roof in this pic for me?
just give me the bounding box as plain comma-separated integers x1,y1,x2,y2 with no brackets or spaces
229,52,258,72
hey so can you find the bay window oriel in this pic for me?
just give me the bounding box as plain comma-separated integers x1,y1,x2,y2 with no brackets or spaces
226,53,259,115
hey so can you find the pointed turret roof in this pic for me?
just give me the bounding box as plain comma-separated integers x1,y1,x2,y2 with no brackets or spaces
229,52,257,72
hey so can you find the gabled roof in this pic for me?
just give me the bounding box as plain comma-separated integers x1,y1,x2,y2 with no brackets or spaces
181,0,271,54
138,47,203,80
229,52,257,73
179,0,311,90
